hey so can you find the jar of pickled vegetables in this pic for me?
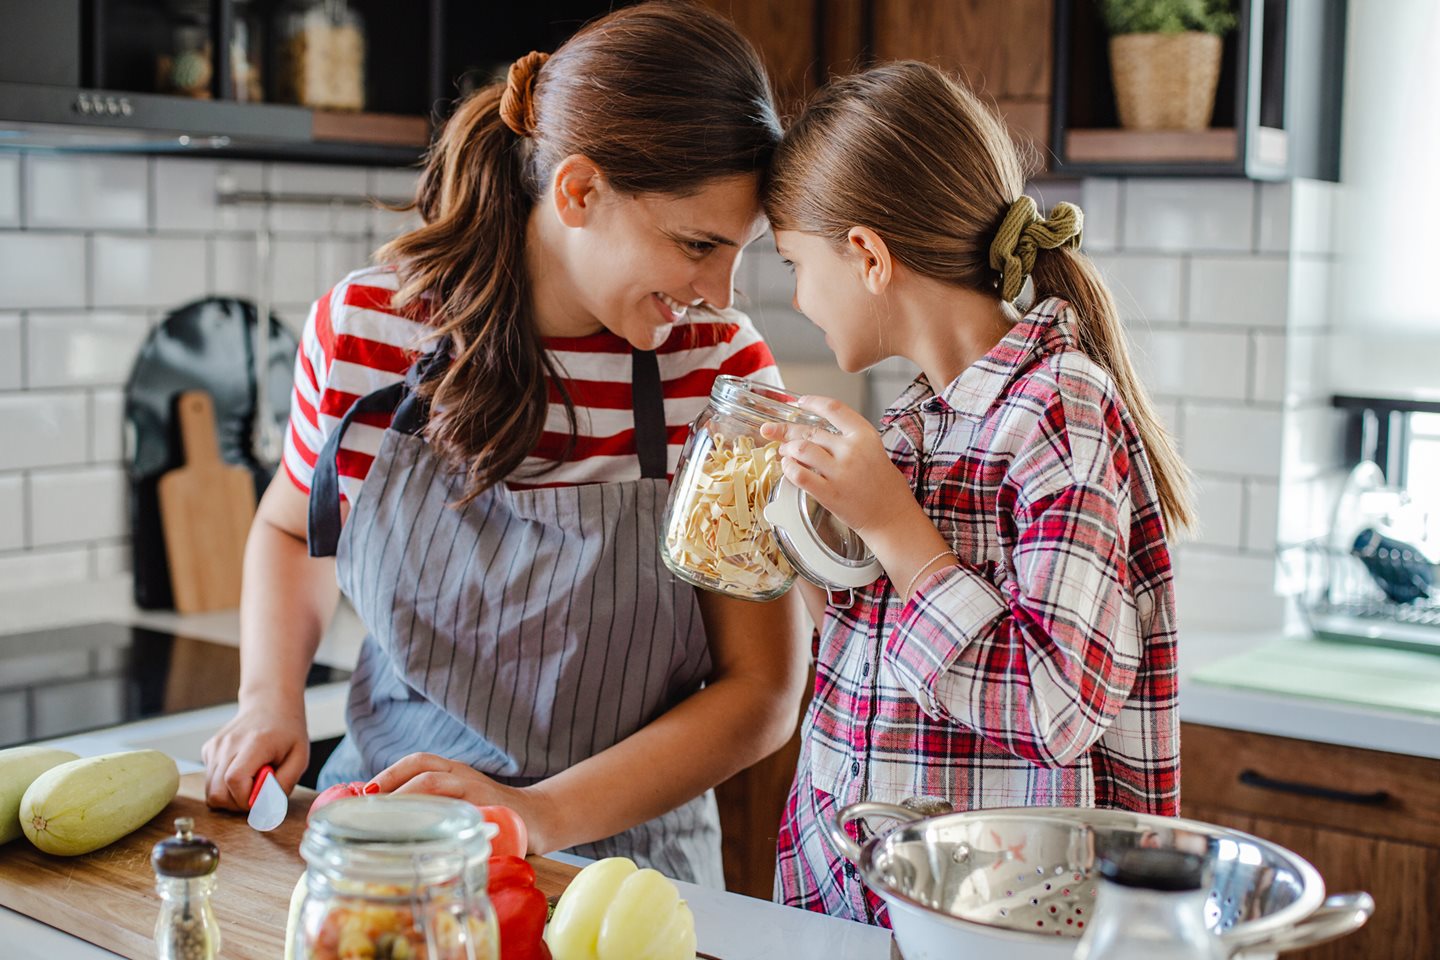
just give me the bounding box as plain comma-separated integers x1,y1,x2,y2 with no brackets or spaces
287,796,499,960
661,376,882,603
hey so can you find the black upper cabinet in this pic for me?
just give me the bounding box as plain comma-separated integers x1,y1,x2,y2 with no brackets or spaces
1050,0,1347,180
0,0,626,165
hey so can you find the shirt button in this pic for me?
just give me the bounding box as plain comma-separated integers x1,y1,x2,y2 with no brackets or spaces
850,760,860,776
862,661,871,677
845,863,858,879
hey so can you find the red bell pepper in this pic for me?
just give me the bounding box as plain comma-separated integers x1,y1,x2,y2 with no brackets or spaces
488,855,551,960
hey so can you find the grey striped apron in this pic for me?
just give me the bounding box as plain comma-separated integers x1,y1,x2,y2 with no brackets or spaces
306,343,723,885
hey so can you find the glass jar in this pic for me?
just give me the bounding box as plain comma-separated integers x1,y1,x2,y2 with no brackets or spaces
157,1,213,99
152,817,221,960
661,376,881,602
275,0,366,111
1072,849,1227,960
288,796,500,960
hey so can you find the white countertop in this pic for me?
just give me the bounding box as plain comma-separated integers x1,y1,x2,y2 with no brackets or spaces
3,579,1438,956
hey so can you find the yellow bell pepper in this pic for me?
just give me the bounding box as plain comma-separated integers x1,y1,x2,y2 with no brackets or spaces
545,857,697,960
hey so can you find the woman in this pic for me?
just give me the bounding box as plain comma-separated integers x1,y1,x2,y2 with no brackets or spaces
201,3,808,887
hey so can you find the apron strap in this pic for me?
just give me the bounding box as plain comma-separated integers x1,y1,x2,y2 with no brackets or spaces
309,338,453,557
630,348,668,481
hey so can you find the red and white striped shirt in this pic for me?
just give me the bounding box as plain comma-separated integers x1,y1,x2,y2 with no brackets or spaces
283,266,781,501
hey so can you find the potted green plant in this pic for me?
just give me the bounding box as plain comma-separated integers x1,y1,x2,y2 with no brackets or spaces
1098,0,1238,131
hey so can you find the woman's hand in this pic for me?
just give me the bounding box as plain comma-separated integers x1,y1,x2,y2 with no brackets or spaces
201,695,310,811
760,395,914,539
368,752,560,855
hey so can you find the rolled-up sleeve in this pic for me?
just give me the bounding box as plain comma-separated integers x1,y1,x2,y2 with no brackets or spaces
885,387,1142,768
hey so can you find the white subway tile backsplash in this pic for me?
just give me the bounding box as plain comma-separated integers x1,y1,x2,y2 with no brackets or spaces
26,311,152,388
24,154,148,230
1079,179,1122,251
1282,405,1347,481
318,239,373,294
1256,182,1292,254
1288,257,1333,330
91,389,126,463
154,158,264,232
272,237,321,304
211,235,259,297
1245,479,1281,552
0,313,21,389
1250,331,1287,403
268,163,367,234
1281,331,1329,404
1129,327,1248,400
29,466,127,546
1122,179,1255,252
0,233,88,309
91,541,132,578
1188,257,1289,328
0,475,22,551
369,166,422,239
1171,547,1286,631
0,546,90,588
1291,179,1336,256
93,235,208,308
0,392,89,470
1191,475,1245,550
1183,403,1285,477
1090,254,1184,323
0,155,19,226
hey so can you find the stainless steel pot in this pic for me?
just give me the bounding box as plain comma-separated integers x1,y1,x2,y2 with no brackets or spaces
826,802,1372,960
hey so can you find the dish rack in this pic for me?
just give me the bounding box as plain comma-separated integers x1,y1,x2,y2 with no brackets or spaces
1292,460,1440,653
1293,538,1440,652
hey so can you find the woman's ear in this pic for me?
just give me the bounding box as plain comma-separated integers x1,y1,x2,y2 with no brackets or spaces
550,155,603,228
846,226,892,295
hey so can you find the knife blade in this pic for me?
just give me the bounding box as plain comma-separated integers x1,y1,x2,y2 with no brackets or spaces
246,764,288,832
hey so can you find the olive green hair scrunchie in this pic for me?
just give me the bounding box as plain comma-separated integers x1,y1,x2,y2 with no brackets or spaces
988,197,1084,303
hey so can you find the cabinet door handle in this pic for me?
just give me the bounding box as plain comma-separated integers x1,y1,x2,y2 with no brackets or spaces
1238,769,1390,806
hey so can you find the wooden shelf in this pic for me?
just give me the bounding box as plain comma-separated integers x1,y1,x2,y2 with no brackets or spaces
311,110,431,147
1064,127,1239,164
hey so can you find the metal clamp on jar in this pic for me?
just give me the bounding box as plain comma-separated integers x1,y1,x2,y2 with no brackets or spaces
661,376,882,604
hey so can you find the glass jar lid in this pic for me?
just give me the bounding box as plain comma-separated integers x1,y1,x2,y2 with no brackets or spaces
712,378,883,595
301,796,496,885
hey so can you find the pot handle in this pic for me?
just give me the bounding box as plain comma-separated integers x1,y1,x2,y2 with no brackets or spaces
824,801,923,865
1226,892,1374,954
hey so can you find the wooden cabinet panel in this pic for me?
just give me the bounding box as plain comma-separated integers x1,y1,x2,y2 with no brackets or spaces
1185,802,1439,960
697,0,820,111
1183,724,1440,847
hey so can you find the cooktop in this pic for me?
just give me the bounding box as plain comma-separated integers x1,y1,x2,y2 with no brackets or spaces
0,621,349,749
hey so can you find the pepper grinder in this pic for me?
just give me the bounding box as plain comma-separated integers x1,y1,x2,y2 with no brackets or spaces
152,817,221,960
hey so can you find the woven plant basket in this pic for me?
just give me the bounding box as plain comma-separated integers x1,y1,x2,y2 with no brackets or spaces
1109,31,1223,130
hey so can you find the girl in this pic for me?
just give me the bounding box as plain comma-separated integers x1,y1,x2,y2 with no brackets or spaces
759,61,1194,924
201,3,809,887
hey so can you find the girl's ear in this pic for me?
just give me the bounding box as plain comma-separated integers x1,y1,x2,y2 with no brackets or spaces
550,154,603,228
846,226,893,295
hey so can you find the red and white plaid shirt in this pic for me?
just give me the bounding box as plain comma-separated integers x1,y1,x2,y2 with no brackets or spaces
775,297,1180,926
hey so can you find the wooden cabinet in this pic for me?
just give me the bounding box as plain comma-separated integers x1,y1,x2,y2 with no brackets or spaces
1183,723,1440,960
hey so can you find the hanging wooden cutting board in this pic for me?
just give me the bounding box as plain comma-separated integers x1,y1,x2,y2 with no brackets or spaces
0,773,581,960
158,390,257,612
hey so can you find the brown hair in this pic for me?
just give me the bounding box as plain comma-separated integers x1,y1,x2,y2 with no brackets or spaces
763,61,1194,534
377,2,781,501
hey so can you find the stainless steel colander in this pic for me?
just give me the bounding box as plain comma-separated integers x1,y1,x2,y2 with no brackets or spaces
827,802,1373,960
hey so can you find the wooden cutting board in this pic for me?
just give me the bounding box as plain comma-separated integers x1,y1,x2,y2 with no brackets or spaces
157,390,257,613
0,773,580,960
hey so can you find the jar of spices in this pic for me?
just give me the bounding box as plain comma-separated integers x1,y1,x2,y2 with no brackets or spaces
275,0,366,111
156,1,213,99
288,796,500,960
661,376,882,603
151,817,221,960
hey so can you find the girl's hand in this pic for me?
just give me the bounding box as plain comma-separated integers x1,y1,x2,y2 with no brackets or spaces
759,396,914,539
368,752,560,854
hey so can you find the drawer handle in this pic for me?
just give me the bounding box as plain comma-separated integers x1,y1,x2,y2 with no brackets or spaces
1238,769,1390,806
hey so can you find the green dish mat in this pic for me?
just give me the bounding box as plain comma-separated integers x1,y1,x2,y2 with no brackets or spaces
1190,637,1440,718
